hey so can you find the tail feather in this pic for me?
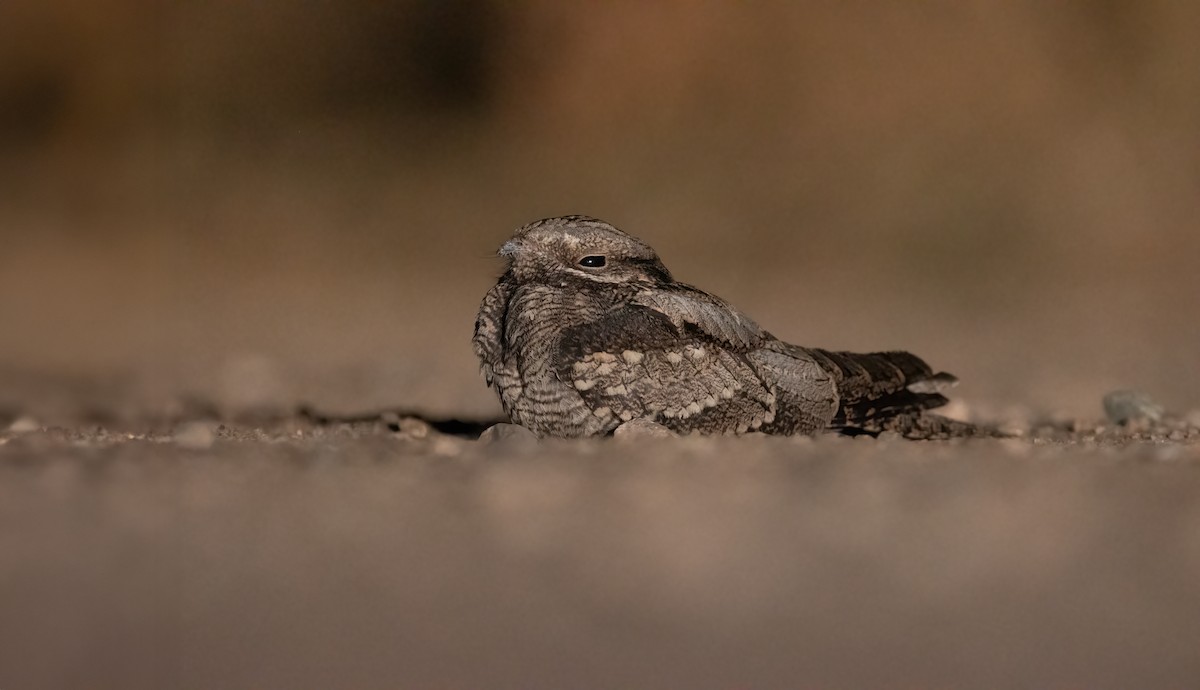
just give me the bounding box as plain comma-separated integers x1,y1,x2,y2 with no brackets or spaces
806,349,957,429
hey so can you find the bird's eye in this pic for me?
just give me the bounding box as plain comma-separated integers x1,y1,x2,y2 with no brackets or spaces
578,255,606,268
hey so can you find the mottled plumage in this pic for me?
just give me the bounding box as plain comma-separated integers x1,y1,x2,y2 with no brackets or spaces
473,215,971,439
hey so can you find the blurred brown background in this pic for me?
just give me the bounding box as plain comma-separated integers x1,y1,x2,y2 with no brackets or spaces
2,0,1198,423
4,6,1200,690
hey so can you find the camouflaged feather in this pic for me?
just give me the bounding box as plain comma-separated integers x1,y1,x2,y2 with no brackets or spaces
473,215,968,439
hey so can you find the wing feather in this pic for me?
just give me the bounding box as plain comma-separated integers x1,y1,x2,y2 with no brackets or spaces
558,303,774,432
630,284,766,350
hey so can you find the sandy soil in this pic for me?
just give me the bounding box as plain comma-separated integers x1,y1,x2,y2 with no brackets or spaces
2,408,1199,689
4,6,1200,685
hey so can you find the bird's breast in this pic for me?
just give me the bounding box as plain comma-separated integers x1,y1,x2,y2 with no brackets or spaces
504,285,614,358
494,284,619,437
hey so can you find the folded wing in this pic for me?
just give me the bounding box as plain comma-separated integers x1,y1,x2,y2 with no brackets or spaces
557,293,776,433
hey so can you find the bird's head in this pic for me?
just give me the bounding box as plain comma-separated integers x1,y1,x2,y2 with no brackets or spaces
498,215,673,286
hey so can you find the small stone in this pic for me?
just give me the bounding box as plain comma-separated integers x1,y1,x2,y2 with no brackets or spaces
877,431,903,442
1103,390,1164,425
478,423,537,447
173,421,216,449
8,416,39,433
393,416,431,440
613,419,677,440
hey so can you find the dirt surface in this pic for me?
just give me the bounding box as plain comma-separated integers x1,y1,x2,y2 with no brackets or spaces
3,409,1200,689
5,4,1200,687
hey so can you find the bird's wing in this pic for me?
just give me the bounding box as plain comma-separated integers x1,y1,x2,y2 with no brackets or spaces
745,348,840,433
557,303,775,432
632,286,843,433
629,284,766,349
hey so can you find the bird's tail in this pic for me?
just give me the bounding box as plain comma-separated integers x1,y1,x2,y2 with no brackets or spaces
805,349,977,437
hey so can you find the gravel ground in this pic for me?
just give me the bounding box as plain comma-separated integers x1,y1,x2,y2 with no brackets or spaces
6,6,1200,685
3,411,1199,689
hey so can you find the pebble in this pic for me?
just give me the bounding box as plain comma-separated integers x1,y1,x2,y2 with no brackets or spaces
613,419,677,440
392,416,432,440
478,423,538,448
1103,390,1164,425
8,416,40,433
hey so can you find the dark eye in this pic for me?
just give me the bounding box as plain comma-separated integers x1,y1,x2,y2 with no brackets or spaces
578,255,606,268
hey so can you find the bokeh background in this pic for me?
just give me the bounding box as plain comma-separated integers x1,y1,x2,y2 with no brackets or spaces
2,0,1198,423
4,6,1200,690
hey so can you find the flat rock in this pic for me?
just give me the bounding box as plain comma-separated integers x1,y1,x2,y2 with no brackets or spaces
478,423,538,447
613,419,678,440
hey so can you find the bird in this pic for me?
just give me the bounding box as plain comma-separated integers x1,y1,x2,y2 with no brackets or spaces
473,215,975,439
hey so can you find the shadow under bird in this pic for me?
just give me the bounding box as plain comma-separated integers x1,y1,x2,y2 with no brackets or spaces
473,215,972,439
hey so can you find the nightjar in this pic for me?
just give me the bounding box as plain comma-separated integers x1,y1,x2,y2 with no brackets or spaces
472,215,969,439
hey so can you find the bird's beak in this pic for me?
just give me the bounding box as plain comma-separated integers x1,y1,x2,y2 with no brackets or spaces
499,240,523,257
